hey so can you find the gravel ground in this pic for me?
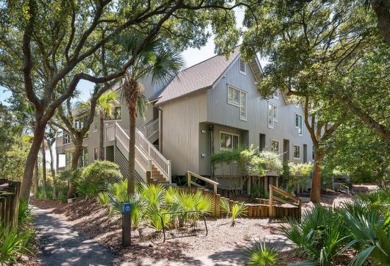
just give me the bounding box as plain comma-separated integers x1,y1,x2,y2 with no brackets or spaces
30,186,368,266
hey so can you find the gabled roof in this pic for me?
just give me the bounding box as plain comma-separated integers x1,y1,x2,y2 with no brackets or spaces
156,47,241,105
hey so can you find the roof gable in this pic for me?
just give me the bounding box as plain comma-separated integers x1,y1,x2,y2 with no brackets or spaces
156,48,241,105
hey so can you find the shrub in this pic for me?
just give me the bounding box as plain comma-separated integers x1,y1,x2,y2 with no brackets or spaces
77,161,122,197
244,241,278,266
220,199,247,226
283,205,348,265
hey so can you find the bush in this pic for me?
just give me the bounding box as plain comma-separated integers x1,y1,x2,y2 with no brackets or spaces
77,161,122,197
244,241,278,266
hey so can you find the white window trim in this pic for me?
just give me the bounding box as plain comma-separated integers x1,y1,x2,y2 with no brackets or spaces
239,58,246,75
239,92,247,121
295,114,303,136
220,131,240,151
271,140,280,153
293,144,301,159
268,103,278,128
227,85,247,121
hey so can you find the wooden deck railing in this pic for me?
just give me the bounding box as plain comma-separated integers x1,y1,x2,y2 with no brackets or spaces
187,171,219,194
0,179,21,228
269,185,301,220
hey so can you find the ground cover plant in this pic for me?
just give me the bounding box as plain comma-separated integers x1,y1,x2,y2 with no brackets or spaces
98,183,213,237
0,199,35,264
284,188,390,265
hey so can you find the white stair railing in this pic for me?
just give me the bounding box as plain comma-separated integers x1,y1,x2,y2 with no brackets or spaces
145,119,159,140
107,123,171,183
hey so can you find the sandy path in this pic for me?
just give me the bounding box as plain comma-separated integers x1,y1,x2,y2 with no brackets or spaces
32,206,119,266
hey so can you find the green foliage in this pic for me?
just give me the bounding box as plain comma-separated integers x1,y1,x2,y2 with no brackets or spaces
220,198,247,226
77,161,122,197
285,162,313,192
211,146,282,177
18,199,32,226
283,205,348,265
97,192,110,206
285,189,390,265
244,241,278,266
250,185,269,199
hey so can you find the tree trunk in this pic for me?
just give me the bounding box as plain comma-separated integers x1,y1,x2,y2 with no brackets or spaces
41,140,47,187
310,151,325,204
48,140,56,197
67,139,84,198
33,158,39,195
99,115,105,160
128,104,136,195
21,124,46,199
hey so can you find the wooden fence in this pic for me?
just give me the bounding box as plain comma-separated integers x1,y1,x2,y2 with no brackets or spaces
0,179,21,228
178,184,301,220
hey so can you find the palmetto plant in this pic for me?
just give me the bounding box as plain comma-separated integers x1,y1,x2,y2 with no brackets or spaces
342,207,390,265
244,241,278,266
220,199,247,226
0,225,34,264
283,205,348,265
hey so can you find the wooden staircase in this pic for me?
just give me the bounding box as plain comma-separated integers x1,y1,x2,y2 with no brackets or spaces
150,165,169,183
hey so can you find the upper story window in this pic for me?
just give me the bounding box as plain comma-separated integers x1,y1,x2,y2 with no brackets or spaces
228,86,247,121
63,133,71,144
294,145,301,159
268,103,278,128
239,58,246,75
271,140,280,153
93,118,98,131
273,91,279,99
220,132,239,150
105,106,122,120
295,114,303,135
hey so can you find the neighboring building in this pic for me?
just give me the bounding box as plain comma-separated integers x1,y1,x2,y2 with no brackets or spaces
56,48,313,191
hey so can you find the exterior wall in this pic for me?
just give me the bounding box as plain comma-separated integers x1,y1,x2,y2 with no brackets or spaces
207,57,313,164
160,91,208,176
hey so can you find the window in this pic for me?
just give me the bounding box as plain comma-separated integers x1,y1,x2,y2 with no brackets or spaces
228,86,247,121
239,58,246,74
271,140,280,153
273,91,279,99
81,147,88,167
94,148,98,160
294,145,301,159
240,92,247,120
268,104,278,128
228,86,240,105
63,133,71,144
220,132,239,150
295,114,303,135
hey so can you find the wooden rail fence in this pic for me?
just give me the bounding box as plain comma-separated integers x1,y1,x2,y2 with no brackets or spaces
179,183,301,220
0,179,21,228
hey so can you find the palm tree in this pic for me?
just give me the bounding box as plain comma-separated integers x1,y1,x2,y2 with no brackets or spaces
96,91,118,160
118,33,183,195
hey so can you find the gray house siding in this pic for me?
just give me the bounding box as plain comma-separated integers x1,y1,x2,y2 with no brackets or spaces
207,57,313,165
160,91,208,176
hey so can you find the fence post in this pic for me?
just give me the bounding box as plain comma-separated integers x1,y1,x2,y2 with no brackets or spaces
187,172,191,188
167,160,171,184
214,193,221,218
269,185,274,218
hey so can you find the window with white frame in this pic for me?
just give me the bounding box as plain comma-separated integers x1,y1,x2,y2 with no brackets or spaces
271,140,280,153
295,114,303,135
93,118,98,131
294,145,301,159
239,58,246,74
273,91,279,99
240,92,247,120
220,132,239,150
268,103,278,128
228,86,240,106
228,86,247,121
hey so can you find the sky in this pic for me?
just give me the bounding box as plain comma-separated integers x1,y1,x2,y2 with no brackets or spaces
0,38,220,104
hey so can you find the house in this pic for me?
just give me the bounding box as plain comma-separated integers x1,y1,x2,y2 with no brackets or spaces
56,48,313,192
155,47,313,190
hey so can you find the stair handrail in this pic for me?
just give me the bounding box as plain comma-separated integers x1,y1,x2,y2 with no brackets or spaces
145,118,159,139
135,127,171,183
115,123,151,173
269,185,301,207
187,171,219,193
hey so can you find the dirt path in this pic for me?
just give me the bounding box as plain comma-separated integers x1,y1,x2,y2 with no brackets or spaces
31,205,119,266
